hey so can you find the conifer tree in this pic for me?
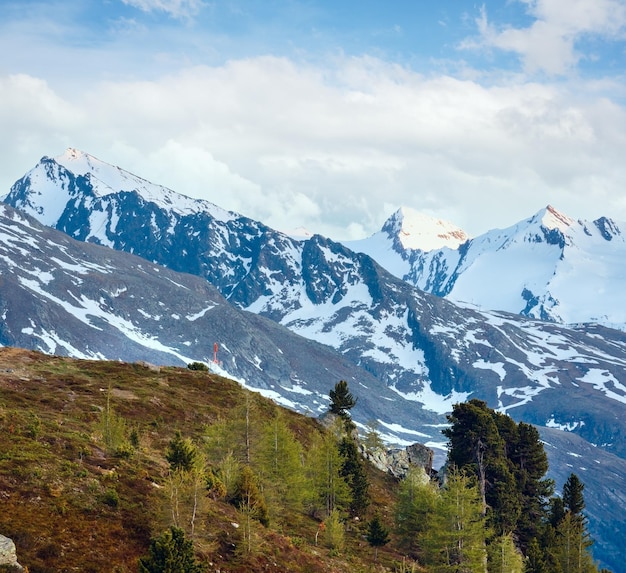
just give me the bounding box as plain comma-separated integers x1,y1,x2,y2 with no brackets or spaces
363,419,385,454
339,435,370,517
525,537,550,573
324,508,345,554
329,380,357,421
166,431,198,473
138,526,204,573
444,400,521,534
306,430,351,517
231,465,269,528
552,474,597,573
563,473,585,518
423,469,487,573
367,513,390,560
555,512,596,573
487,532,524,573
511,422,554,551
394,466,437,558
256,414,308,519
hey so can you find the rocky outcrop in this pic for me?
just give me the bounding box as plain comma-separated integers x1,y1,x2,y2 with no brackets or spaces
0,535,23,571
363,442,435,479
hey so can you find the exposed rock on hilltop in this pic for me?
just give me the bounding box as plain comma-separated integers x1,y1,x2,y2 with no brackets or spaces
0,535,22,571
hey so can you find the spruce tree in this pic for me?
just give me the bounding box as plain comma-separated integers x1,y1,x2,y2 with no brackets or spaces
339,435,370,517
138,526,204,573
512,422,554,551
166,431,198,473
563,473,585,517
366,513,390,560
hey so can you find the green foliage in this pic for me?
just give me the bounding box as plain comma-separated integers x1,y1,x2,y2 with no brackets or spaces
101,487,120,508
394,466,437,557
367,513,390,559
444,399,555,545
328,380,357,420
138,526,204,573
487,532,524,573
339,435,370,517
99,386,130,454
187,361,209,372
323,509,345,554
0,350,610,573
232,465,269,527
525,537,550,573
166,431,198,473
563,473,585,517
205,468,227,500
25,411,42,439
423,469,487,573
549,475,597,573
256,414,309,519
306,430,352,517
363,419,385,454
554,511,596,573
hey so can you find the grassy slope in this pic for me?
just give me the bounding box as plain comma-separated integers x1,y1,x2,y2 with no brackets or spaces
0,348,411,573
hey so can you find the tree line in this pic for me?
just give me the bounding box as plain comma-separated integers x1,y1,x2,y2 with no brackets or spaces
138,383,609,573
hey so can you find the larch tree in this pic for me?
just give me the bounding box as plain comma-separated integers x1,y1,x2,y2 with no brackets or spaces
394,466,438,558
423,469,487,573
306,430,351,517
256,414,308,520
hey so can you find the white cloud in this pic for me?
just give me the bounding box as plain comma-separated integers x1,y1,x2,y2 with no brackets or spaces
2,55,626,240
471,0,626,75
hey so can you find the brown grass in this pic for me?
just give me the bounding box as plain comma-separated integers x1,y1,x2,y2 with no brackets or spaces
0,348,412,573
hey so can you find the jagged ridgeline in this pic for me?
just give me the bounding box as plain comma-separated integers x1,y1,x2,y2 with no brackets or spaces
0,353,611,572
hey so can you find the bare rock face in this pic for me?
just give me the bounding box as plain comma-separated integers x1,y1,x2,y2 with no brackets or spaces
406,442,434,474
362,442,435,479
0,535,23,571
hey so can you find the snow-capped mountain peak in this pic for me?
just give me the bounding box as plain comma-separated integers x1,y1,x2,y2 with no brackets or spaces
535,204,576,233
383,206,469,251
3,148,235,224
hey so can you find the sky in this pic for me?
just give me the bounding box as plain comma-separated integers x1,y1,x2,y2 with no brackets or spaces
1,0,626,239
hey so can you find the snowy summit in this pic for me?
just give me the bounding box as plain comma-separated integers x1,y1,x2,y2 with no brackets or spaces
382,207,470,251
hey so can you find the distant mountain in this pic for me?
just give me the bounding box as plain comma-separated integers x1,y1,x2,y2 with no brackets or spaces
348,204,626,330
4,150,626,571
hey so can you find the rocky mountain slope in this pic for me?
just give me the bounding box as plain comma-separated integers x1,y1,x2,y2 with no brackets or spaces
3,149,626,570
347,205,626,330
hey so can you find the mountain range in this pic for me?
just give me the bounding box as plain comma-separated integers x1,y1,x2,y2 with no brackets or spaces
2,149,626,570
347,204,626,330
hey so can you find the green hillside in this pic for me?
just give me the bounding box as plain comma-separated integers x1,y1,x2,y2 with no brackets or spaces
0,348,406,573
0,348,606,573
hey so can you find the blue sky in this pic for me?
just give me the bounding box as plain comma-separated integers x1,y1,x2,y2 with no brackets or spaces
2,0,626,238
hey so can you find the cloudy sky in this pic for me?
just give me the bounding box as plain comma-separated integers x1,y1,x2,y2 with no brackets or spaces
2,0,626,239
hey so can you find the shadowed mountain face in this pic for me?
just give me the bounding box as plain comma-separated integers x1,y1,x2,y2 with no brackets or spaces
3,150,626,571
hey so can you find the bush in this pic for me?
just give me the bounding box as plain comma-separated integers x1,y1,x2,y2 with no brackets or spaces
187,362,209,372
138,526,204,573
